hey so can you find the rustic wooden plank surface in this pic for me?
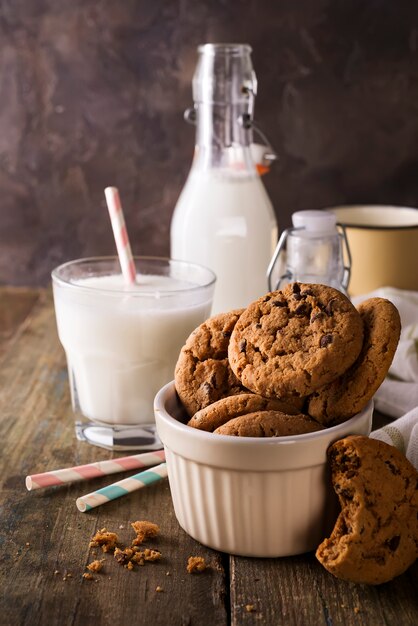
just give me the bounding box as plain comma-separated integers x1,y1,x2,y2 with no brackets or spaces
0,287,40,359
230,554,418,625
0,288,417,626
0,289,228,626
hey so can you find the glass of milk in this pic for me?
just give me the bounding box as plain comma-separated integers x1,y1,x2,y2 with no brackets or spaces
52,256,215,450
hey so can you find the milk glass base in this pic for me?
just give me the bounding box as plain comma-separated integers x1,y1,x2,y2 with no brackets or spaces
70,362,163,451
75,419,162,451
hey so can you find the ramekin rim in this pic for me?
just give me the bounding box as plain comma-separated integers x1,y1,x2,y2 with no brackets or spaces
154,380,373,447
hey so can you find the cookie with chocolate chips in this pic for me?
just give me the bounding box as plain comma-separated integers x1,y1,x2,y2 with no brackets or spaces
174,310,246,417
308,298,401,425
188,393,304,432
228,283,364,398
316,436,418,585
213,410,324,437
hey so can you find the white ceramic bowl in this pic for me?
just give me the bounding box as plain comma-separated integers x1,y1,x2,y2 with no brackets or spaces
154,381,373,557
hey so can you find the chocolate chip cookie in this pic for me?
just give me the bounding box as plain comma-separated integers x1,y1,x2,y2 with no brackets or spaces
188,393,304,432
214,410,324,437
316,436,418,585
228,283,364,399
174,310,246,417
308,298,401,425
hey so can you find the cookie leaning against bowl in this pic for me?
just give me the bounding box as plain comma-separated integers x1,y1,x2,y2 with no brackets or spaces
308,298,401,425
188,393,304,432
228,283,364,399
214,410,324,437
316,435,418,585
175,310,246,417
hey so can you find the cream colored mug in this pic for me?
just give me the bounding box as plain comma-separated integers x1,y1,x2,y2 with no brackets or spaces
328,205,418,296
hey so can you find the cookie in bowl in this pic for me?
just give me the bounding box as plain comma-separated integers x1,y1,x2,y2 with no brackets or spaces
213,410,324,437
228,283,364,399
308,297,401,425
174,309,245,417
188,393,303,432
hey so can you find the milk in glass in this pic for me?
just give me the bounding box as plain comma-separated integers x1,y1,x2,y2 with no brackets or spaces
52,258,215,448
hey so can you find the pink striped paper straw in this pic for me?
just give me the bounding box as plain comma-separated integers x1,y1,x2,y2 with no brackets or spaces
76,462,168,512
104,186,136,285
25,450,166,491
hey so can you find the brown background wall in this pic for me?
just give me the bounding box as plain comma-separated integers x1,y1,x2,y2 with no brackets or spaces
1,0,418,286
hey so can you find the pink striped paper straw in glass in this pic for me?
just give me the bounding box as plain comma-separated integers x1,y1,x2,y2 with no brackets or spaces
25,450,166,491
104,186,136,285
76,462,168,512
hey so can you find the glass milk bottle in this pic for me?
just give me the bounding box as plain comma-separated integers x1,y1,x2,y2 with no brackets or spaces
170,43,278,313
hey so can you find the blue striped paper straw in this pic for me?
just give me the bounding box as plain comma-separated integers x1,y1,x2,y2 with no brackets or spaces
76,462,168,512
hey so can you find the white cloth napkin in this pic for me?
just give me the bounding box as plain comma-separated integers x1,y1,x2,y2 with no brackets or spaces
370,406,418,470
353,287,418,469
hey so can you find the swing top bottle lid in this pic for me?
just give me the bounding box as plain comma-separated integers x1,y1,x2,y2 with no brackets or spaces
292,210,338,234
193,43,257,105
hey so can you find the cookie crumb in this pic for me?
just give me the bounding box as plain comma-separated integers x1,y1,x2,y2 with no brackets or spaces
245,604,256,613
132,548,161,566
187,556,207,574
82,572,94,581
87,559,105,573
156,586,163,592
89,528,118,553
354,607,360,614
131,520,159,546
166,571,171,576
114,547,135,566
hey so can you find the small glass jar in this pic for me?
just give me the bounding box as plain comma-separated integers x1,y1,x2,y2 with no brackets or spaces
267,210,351,294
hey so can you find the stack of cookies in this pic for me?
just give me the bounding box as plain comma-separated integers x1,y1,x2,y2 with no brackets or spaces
175,282,401,436
174,285,418,585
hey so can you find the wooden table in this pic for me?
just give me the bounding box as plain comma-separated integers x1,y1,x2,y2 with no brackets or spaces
0,287,417,626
